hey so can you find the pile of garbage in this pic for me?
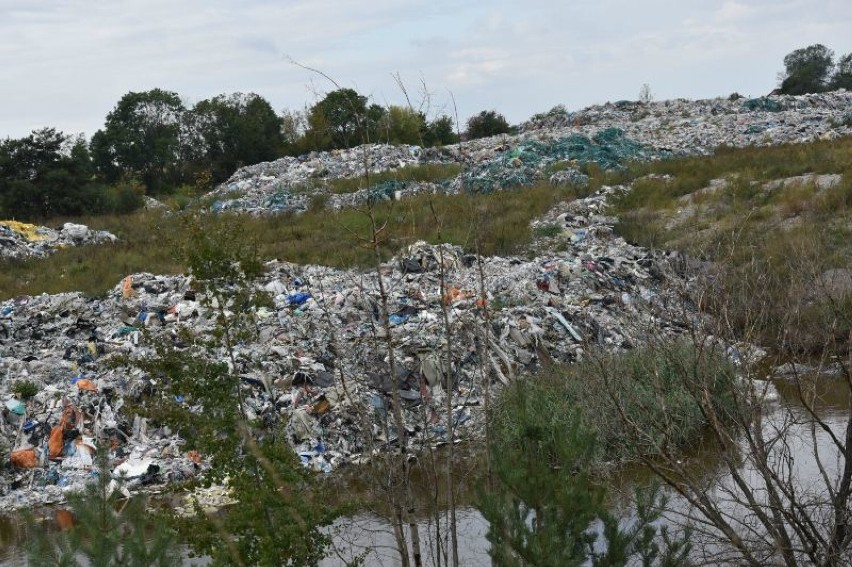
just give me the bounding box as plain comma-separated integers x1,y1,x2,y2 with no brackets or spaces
4,91,849,509
521,90,852,151
207,144,452,215
0,286,208,510
0,182,692,508
0,221,117,260
205,91,852,215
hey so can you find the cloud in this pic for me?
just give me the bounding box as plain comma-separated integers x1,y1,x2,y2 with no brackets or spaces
0,0,851,136
716,1,755,22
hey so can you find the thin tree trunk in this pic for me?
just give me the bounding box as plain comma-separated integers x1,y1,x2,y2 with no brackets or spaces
369,206,423,566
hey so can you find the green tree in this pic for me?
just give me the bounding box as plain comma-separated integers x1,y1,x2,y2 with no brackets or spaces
304,88,385,150
0,128,102,219
422,115,459,147
91,89,186,194
465,110,511,140
190,92,284,183
779,44,835,95
479,377,690,566
364,103,387,143
307,88,366,149
26,449,180,567
280,108,310,156
133,214,337,566
378,105,425,145
830,53,852,90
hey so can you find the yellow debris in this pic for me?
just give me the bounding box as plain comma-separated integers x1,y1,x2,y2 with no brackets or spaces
0,220,48,242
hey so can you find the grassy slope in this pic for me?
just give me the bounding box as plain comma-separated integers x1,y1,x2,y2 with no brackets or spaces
0,184,570,298
611,138,852,355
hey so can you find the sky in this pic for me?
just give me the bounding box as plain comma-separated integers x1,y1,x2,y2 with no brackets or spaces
1,0,850,139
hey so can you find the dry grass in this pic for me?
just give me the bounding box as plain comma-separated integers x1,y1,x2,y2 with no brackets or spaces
614,139,852,251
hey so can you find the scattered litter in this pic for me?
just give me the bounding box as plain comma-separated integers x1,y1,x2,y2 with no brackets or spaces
0,178,697,510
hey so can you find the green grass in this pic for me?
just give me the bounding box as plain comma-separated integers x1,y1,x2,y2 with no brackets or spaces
0,210,186,298
0,182,571,299
533,223,562,238
609,137,852,356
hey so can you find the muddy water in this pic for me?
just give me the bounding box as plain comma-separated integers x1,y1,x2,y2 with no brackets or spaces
2,375,849,566
319,509,491,567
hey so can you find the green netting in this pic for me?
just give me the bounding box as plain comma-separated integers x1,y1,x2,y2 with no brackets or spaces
264,190,301,211
460,128,651,194
742,97,782,112
355,128,651,198
366,180,408,204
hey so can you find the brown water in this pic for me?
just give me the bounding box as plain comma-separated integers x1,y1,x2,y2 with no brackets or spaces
319,509,491,567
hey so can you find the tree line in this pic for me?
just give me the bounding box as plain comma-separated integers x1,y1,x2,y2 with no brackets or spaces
1,87,512,220
778,44,852,95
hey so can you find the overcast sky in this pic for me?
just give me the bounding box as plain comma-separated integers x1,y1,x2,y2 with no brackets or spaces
1,0,850,139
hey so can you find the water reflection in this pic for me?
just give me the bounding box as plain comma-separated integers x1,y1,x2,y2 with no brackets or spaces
320,509,490,567
0,511,38,567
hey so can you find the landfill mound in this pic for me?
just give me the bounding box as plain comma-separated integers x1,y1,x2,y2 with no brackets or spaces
0,221,117,260
452,128,654,194
3,90,850,509
0,182,693,509
207,144,452,215
520,90,852,147
207,130,656,213
205,91,852,215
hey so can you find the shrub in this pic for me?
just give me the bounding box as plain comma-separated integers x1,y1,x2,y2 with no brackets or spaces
534,223,562,238
12,379,38,400
106,178,146,214
480,346,697,565
465,110,511,139
527,341,739,466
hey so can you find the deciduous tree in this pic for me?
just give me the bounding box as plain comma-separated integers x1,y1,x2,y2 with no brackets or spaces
190,92,283,183
830,53,852,91
422,115,458,147
304,88,384,150
91,89,186,193
378,105,425,146
0,128,103,218
779,44,835,95
465,110,511,140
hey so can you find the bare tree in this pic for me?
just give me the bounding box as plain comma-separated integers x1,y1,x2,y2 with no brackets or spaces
591,233,852,566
